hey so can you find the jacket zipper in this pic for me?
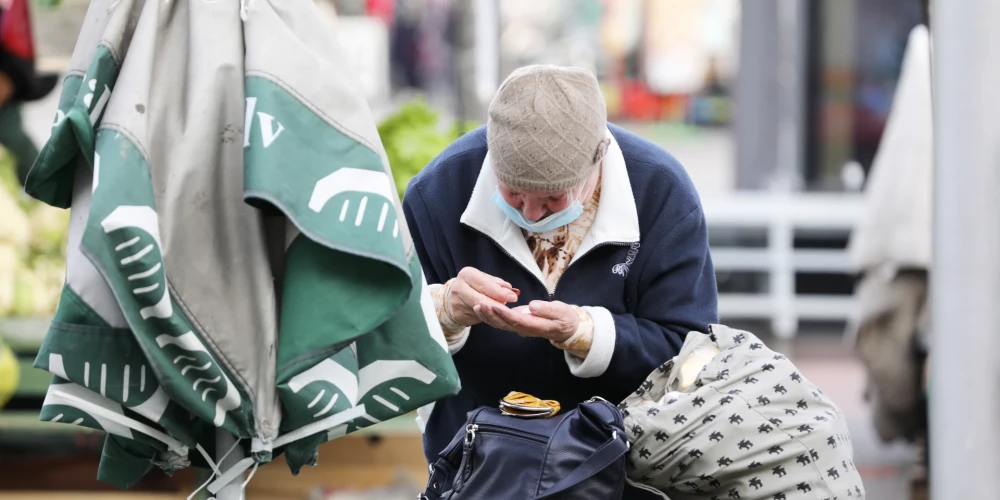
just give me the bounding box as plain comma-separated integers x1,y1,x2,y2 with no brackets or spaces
477,232,633,300
549,241,633,299
480,237,543,296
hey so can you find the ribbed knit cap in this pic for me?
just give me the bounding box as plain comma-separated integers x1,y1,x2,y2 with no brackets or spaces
487,65,609,192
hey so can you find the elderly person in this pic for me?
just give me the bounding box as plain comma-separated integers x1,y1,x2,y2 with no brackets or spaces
403,65,718,498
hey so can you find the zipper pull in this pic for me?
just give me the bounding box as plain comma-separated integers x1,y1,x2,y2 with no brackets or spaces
454,424,479,492
464,424,478,446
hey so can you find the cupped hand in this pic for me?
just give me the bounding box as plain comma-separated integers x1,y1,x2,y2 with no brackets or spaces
474,300,579,343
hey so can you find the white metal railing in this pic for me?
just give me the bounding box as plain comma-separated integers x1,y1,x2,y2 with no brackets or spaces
701,192,865,338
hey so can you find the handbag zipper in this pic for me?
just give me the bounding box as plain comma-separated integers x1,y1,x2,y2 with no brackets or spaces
465,423,549,445
455,423,549,491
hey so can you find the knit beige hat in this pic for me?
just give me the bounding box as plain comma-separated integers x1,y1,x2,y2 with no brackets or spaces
487,65,610,192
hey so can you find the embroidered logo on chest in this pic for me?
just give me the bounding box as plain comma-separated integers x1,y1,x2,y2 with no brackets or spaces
612,242,641,277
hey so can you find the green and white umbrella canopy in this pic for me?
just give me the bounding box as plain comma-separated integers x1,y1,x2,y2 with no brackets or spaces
23,0,459,489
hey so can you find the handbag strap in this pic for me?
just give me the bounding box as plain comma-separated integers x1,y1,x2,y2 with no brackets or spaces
531,430,629,500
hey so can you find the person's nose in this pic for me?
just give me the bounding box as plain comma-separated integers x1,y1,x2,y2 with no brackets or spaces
521,201,548,222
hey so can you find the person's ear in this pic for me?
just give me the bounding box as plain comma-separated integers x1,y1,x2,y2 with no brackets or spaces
592,137,610,164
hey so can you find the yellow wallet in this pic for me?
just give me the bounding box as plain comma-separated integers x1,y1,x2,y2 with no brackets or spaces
499,391,561,419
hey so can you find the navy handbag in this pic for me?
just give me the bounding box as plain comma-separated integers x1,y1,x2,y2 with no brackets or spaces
420,397,630,500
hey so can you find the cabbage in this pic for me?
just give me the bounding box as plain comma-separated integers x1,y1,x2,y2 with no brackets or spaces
0,244,15,316
28,204,70,257
0,153,70,318
31,256,66,314
376,99,477,199
0,337,19,410
0,150,19,196
11,267,49,317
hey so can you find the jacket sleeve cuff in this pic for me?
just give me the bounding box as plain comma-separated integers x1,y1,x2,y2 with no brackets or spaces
446,327,470,355
427,282,470,355
551,306,594,358
563,306,616,378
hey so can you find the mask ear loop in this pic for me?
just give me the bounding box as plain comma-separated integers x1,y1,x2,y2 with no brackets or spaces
187,437,244,500
577,162,603,203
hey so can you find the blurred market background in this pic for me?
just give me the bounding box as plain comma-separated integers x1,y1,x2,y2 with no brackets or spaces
0,0,935,499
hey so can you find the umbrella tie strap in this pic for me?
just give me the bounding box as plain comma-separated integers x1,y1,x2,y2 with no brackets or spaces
208,457,256,495
208,404,370,494
188,437,244,500
202,460,259,500
49,388,259,498
50,389,188,454
271,404,368,448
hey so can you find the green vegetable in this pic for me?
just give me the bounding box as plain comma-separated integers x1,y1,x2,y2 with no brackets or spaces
0,244,16,315
377,99,477,200
0,181,30,251
0,148,67,319
33,0,63,10
11,268,39,317
0,148,38,212
28,203,70,258
0,336,19,409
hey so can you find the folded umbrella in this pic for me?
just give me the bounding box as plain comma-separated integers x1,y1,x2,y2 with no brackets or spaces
23,0,459,491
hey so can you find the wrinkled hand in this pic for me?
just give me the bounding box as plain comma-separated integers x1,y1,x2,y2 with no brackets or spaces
445,267,519,327
475,300,579,343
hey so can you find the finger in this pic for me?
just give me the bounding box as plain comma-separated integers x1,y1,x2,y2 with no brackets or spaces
463,270,518,303
527,300,573,320
453,280,500,310
491,304,555,336
510,305,532,315
523,302,577,339
459,266,512,288
481,303,540,336
451,279,481,308
475,303,515,331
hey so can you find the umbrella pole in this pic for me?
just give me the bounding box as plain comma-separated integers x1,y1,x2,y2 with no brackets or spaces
215,429,245,499
203,210,284,499
208,215,283,498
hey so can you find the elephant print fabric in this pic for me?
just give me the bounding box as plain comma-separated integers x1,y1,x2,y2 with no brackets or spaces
621,324,865,499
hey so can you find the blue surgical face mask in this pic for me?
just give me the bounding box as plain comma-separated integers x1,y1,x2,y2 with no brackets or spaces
491,189,585,233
